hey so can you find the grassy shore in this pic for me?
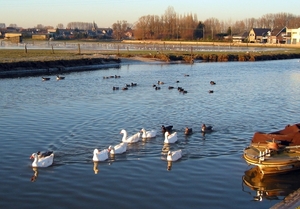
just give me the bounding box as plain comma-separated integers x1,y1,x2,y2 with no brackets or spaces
1,41,300,78
1,43,300,63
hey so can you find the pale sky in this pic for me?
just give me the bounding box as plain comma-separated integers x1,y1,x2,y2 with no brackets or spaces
1,0,300,28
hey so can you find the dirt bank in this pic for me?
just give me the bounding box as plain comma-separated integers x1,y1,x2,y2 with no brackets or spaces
1,52,300,78
0,56,122,78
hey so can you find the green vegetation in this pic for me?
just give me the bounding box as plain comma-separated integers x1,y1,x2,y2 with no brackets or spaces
0,49,83,63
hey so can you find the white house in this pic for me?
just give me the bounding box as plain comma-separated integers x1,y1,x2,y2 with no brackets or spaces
286,28,300,44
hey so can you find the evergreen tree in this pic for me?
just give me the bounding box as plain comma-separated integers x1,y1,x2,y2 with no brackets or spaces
194,21,205,39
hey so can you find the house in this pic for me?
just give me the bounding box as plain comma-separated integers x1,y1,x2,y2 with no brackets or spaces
248,28,271,43
4,33,22,43
267,27,286,44
232,31,248,42
286,28,300,44
124,29,134,39
32,34,50,40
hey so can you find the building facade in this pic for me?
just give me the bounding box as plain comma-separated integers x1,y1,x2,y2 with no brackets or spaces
286,28,300,44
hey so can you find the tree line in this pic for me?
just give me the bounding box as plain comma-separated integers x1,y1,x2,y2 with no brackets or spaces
23,6,300,41
113,6,300,41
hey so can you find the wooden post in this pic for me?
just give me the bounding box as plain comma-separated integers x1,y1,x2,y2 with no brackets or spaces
51,45,54,54
190,46,194,63
117,45,120,55
78,44,81,54
24,44,27,53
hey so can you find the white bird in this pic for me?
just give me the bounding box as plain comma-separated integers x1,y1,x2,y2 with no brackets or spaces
167,150,182,161
30,151,54,168
164,131,178,143
120,129,140,143
140,128,157,138
93,148,109,162
108,142,127,154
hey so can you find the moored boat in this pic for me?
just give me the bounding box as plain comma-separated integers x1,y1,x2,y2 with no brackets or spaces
243,123,300,175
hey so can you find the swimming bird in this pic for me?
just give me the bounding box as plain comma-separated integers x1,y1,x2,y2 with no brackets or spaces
164,131,178,144
208,90,214,93
162,125,173,134
120,129,141,143
210,81,216,85
42,77,50,81
93,148,109,161
167,150,182,161
30,151,54,167
56,75,65,80
113,86,119,90
158,81,164,85
140,128,157,138
201,124,213,133
184,127,193,135
108,142,127,154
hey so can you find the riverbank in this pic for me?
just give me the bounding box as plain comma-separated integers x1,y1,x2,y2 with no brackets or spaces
1,47,300,78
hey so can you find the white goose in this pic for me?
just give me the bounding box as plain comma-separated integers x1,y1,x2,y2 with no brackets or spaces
120,129,140,143
108,142,127,154
164,131,178,144
167,150,182,161
30,151,54,168
93,149,109,162
140,128,157,138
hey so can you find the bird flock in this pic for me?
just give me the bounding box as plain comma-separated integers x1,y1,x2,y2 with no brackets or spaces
35,73,216,171
102,73,217,94
29,124,213,171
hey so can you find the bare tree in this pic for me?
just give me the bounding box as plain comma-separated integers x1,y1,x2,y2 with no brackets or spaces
132,9,300,41
66,22,96,30
112,20,131,40
57,23,64,29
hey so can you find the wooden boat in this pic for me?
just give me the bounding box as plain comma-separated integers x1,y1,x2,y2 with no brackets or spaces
243,140,300,175
242,166,300,201
243,123,300,175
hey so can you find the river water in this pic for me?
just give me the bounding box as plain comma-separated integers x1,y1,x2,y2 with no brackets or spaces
1,59,300,209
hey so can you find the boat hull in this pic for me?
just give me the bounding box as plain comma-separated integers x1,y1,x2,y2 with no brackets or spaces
243,145,300,175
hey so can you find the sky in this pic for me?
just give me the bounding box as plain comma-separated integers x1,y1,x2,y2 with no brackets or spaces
1,0,300,28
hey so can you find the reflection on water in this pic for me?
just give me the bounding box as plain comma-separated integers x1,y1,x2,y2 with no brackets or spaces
30,167,38,182
93,162,99,174
167,161,172,171
242,166,300,202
